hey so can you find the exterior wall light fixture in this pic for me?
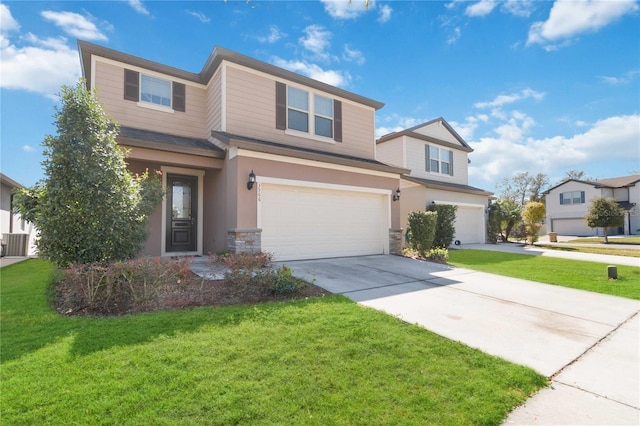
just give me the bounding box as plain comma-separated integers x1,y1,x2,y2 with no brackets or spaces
247,170,256,190
393,188,401,201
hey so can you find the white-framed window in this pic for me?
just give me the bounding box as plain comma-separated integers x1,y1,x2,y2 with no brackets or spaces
426,145,453,176
287,87,333,138
560,191,585,205
141,74,172,107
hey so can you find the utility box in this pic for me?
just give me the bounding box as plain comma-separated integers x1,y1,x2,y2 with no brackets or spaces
548,232,558,243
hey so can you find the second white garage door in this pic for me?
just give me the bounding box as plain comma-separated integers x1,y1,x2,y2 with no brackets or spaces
454,206,485,245
260,183,389,260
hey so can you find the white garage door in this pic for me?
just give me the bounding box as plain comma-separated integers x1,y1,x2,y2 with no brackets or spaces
551,218,595,236
260,183,388,261
454,206,484,244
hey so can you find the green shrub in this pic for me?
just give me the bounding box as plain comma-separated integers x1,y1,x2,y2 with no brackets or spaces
427,204,458,248
407,210,438,256
272,266,304,295
427,247,449,263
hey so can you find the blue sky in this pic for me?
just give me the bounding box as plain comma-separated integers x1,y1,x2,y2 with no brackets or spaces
1,0,639,192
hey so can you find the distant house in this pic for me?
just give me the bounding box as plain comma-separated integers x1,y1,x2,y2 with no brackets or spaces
78,41,409,260
543,175,640,236
376,118,493,245
0,173,37,256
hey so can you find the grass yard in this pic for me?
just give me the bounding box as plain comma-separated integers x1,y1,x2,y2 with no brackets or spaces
449,250,640,300
567,237,640,245
536,244,640,258
1,260,546,425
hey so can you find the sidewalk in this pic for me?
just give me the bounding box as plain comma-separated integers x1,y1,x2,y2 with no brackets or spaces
0,256,30,268
462,239,640,268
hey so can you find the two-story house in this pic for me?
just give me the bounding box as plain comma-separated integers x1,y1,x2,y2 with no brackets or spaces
376,118,493,245
543,175,640,236
78,41,408,261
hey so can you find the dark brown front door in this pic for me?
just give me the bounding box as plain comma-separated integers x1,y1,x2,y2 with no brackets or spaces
166,174,197,252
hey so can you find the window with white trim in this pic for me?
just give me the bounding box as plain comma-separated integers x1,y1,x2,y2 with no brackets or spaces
426,145,453,176
141,74,171,107
560,191,585,205
287,87,333,138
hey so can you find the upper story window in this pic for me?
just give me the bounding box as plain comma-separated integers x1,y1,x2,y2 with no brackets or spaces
425,145,453,176
560,191,585,205
141,75,171,107
124,69,185,112
276,82,342,142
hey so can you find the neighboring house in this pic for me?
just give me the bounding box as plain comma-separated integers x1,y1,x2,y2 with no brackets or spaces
544,175,640,236
376,118,493,245
78,41,408,261
0,173,37,256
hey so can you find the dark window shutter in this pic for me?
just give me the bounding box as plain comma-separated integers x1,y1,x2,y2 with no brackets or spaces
425,145,430,172
124,69,139,101
333,100,342,142
173,82,186,112
449,150,454,176
560,193,564,204
580,191,585,204
275,81,286,130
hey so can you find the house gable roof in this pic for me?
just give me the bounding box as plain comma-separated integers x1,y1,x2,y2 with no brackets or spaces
77,40,384,110
543,175,640,194
376,117,473,153
0,173,23,189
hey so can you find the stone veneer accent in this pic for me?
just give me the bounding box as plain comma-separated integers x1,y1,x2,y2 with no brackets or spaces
389,228,403,255
227,228,262,254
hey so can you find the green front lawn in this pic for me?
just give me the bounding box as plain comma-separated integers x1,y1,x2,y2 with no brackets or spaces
449,250,640,300
1,260,545,425
567,237,640,245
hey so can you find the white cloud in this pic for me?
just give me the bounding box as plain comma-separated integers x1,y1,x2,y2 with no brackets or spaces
468,114,640,185
258,25,286,44
128,0,150,16
321,0,371,20
342,44,365,65
1,32,80,98
41,10,108,41
600,70,640,85
299,25,332,55
447,27,461,45
186,10,210,23
501,0,535,17
465,0,498,17
22,145,35,153
474,88,545,109
378,5,392,23
527,0,639,48
271,57,351,88
1,4,20,33
376,114,427,138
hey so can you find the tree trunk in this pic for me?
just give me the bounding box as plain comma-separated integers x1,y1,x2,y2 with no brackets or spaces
603,227,609,243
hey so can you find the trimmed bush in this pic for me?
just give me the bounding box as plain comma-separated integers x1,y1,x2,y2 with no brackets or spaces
407,210,438,256
427,204,458,248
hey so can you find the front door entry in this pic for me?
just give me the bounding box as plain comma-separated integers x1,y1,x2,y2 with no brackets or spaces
166,174,198,252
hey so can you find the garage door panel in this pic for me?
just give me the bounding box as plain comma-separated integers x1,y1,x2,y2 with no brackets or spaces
260,184,387,260
454,206,483,244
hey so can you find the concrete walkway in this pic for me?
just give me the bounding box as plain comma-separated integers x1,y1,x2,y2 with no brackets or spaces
280,255,640,425
0,256,30,268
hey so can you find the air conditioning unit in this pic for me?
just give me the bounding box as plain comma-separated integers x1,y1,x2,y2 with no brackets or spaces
2,233,29,257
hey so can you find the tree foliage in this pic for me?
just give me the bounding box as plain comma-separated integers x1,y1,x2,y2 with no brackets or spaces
496,172,549,207
407,211,438,256
585,197,625,243
427,203,457,248
521,201,546,245
14,80,164,266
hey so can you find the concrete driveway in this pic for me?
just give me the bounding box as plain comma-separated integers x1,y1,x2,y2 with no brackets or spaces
279,255,640,425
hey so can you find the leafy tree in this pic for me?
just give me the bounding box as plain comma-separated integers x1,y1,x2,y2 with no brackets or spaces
496,171,549,206
521,201,546,245
407,211,438,256
585,197,625,243
486,202,502,244
14,80,164,266
497,199,522,241
427,204,457,248
562,170,591,182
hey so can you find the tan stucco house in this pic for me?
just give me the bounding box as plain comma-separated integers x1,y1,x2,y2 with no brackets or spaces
376,118,493,245
543,175,640,236
78,41,408,260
